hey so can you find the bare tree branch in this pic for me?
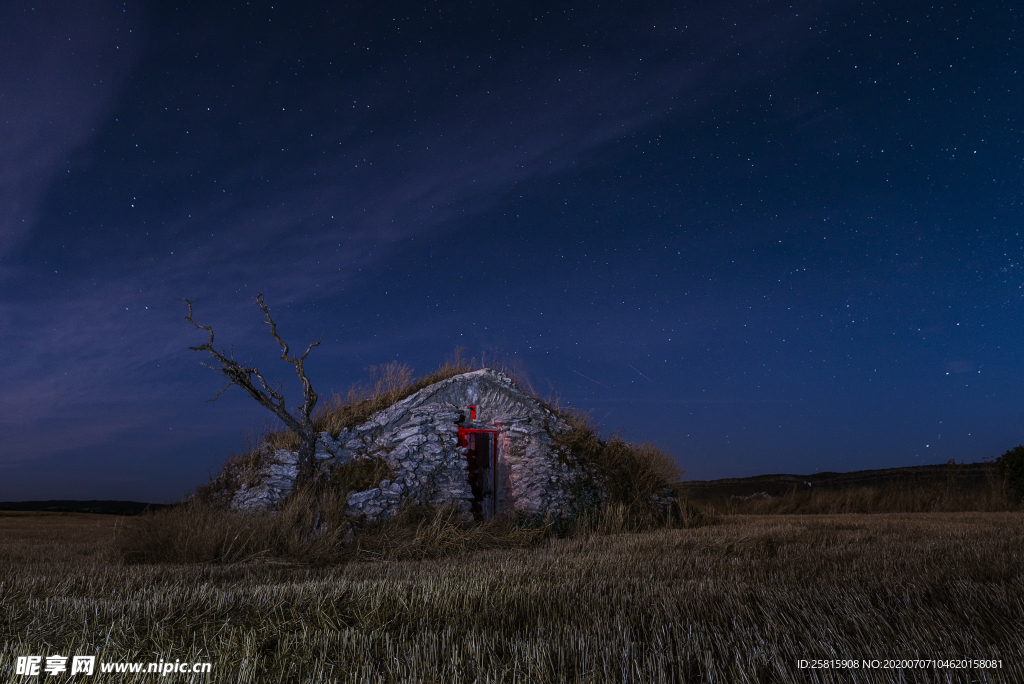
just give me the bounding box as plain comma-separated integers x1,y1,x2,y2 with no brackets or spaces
254,293,323,426
183,295,324,483
210,381,234,404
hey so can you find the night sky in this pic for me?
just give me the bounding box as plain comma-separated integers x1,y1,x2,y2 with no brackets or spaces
2,1,1021,503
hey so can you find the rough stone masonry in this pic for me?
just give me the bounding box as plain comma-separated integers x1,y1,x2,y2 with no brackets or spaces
229,369,598,522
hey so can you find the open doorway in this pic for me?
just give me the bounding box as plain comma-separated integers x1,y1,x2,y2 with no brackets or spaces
458,428,497,519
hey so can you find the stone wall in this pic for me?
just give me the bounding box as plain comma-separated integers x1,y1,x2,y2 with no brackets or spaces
229,369,591,522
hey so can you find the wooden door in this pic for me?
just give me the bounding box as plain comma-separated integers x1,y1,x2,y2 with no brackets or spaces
459,428,497,519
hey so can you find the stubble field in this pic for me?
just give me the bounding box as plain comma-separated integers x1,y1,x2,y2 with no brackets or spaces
0,510,1021,683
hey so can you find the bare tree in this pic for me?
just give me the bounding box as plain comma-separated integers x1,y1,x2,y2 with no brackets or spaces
184,294,323,483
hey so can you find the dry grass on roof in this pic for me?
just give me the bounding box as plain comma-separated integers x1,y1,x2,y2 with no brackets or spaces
260,354,479,450
263,351,555,448
313,357,477,439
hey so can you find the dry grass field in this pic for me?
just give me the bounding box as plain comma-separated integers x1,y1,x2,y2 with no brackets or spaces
1,509,1021,683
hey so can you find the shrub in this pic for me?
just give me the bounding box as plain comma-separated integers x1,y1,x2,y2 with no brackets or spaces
997,445,1024,497
552,409,684,526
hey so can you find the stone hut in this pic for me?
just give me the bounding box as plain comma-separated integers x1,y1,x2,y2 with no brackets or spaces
229,368,593,522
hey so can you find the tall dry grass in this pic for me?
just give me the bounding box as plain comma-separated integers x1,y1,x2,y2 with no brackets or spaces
117,487,351,565
3,510,1022,683
116,492,710,566
281,352,477,448
570,499,713,536
114,500,537,566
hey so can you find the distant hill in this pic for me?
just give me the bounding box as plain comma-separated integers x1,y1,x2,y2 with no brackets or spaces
0,500,172,515
682,462,997,501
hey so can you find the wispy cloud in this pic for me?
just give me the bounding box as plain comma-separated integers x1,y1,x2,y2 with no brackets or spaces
0,0,837,490
58,1,821,300
0,0,142,258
